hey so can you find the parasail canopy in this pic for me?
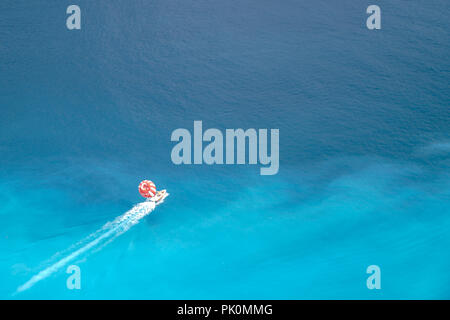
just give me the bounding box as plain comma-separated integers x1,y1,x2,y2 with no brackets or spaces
138,180,156,198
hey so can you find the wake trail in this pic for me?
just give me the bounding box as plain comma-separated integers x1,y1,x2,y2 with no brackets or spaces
16,201,156,294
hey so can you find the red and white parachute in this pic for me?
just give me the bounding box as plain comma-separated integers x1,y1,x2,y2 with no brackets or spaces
138,180,156,198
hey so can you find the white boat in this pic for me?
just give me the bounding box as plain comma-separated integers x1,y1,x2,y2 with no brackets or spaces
148,189,169,204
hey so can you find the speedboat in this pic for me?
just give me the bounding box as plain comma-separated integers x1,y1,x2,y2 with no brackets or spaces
148,189,168,204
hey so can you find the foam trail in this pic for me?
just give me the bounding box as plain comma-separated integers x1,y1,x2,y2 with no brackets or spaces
16,201,156,293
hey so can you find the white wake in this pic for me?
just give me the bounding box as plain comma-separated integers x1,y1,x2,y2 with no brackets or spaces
16,199,161,294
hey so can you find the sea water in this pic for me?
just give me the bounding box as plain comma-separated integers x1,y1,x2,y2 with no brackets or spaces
0,0,449,299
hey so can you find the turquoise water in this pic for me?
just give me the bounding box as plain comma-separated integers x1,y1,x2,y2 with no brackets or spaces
1,1,449,299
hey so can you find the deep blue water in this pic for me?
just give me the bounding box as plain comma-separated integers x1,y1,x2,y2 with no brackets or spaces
0,0,449,299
